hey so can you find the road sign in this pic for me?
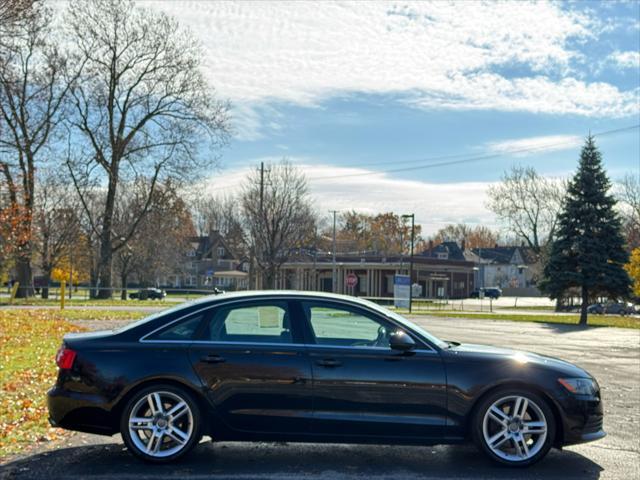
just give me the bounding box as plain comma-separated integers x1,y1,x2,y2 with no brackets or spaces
394,274,410,308
346,273,358,288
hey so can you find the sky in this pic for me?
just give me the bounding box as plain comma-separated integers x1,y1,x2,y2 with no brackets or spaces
148,0,640,235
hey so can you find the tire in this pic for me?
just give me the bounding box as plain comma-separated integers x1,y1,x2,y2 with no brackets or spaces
472,388,555,467
120,384,203,463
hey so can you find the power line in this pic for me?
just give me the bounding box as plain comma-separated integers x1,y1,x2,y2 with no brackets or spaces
203,124,639,190
309,124,640,181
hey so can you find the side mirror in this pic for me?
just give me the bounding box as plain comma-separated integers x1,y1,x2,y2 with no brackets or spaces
389,329,416,352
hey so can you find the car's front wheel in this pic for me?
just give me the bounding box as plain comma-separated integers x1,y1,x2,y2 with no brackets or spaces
120,384,202,463
473,388,555,467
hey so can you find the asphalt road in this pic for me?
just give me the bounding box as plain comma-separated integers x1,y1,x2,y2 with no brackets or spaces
1,316,639,480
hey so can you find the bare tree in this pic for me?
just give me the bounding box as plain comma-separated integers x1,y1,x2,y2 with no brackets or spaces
0,0,36,47
189,192,247,257
64,0,230,298
32,173,80,298
114,180,193,298
0,5,72,296
487,166,566,253
241,160,317,289
430,223,500,249
617,173,640,250
333,211,421,255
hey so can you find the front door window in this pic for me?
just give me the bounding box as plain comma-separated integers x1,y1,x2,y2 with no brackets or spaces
304,304,391,348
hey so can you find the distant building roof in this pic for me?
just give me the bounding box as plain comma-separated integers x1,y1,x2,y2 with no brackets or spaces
186,230,238,261
420,241,466,261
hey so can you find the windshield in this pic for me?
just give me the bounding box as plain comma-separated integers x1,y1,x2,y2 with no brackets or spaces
358,298,448,349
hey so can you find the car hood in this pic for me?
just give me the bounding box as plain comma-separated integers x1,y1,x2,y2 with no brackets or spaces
448,343,591,378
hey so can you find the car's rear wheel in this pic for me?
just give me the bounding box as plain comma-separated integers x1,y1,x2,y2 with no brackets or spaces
120,384,202,463
473,388,555,467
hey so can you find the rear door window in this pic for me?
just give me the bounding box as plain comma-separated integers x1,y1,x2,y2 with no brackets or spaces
205,302,296,344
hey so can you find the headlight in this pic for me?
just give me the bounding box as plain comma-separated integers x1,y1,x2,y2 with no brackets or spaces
558,377,598,395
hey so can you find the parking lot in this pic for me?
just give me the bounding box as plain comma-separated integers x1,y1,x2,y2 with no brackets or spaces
1,315,638,480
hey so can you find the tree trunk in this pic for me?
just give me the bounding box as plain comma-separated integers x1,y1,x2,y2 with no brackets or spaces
554,297,563,312
14,253,33,298
95,164,119,299
96,244,113,299
580,285,589,326
41,269,52,299
89,267,98,299
121,273,128,300
263,265,277,289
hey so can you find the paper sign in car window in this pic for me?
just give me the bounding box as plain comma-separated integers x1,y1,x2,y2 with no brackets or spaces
258,306,281,328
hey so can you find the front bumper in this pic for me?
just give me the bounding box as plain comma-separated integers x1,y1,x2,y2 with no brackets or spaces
48,386,117,436
559,392,605,446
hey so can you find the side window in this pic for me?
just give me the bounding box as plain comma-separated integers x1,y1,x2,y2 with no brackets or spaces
207,303,293,344
303,303,391,348
148,314,205,341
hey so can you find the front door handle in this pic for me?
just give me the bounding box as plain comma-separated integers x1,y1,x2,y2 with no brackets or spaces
201,354,226,364
316,358,342,368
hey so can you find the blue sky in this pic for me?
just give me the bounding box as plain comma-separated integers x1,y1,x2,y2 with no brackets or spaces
151,0,640,233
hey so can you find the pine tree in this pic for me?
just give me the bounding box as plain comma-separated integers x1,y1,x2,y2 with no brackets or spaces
541,135,631,325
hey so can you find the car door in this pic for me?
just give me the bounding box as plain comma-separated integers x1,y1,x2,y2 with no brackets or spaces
188,299,313,435
299,300,447,440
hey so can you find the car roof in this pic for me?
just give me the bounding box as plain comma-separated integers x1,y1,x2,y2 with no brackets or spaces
183,290,376,308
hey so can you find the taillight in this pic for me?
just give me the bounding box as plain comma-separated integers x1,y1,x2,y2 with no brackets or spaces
55,346,77,369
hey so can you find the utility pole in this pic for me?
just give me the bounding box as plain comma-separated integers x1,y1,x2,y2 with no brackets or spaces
259,162,265,213
254,162,268,290
331,210,337,293
402,214,415,313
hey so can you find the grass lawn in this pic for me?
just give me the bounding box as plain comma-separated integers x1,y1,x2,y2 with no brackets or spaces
406,310,640,329
0,309,149,460
56,309,151,322
495,306,557,311
0,297,173,307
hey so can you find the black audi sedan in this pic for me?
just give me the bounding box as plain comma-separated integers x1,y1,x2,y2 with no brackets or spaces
48,291,604,466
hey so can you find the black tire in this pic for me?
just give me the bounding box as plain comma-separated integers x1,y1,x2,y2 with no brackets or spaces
120,384,202,463
472,388,556,467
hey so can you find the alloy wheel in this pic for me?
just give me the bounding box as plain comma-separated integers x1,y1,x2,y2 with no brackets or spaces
128,390,194,458
482,395,548,462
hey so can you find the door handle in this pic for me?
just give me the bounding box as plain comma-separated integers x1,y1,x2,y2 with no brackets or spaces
316,358,342,368
201,354,226,364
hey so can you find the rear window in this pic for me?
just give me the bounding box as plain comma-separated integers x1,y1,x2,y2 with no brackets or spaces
147,314,204,341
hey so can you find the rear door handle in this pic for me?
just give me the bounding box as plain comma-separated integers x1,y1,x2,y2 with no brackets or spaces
316,358,342,368
201,354,226,364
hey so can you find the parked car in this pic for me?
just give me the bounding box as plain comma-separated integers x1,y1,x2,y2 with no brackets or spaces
129,288,166,300
48,291,604,466
470,287,502,299
587,303,635,316
587,303,604,315
603,303,635,316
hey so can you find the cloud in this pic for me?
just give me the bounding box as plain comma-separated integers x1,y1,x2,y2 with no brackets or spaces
148,1,638,122
485,134,583,157
201,162,497,235
609,50,640,69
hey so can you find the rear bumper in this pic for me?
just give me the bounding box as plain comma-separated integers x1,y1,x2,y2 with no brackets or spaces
48,386,117,436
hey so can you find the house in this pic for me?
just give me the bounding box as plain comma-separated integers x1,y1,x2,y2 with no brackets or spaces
469,245,541,296
168,230,248,290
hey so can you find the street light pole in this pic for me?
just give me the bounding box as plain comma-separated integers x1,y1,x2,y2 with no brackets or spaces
402,214,415,313
331,210,337,293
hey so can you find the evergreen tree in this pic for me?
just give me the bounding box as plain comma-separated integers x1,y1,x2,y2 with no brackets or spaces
541,135,631,325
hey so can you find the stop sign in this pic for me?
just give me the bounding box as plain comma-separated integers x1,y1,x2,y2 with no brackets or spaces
346,273,358,288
